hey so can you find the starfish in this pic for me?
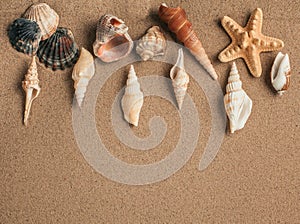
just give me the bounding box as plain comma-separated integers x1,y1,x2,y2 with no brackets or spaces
218,8,284,77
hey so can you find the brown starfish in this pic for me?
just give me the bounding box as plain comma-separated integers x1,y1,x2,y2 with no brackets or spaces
218,8,284,77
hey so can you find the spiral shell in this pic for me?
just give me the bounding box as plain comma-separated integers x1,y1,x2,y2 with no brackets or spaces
22,56,41,126
170,48,189,110
72,48,95,107
23,3,59,40
121,65,144,126
136,26,166,61
270,52,291,96
158,3,218,80
224,62,252,134
37,27,79,70
93,14,133,62
8,18,42,56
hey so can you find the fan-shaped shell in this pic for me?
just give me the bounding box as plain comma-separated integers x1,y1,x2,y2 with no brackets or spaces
224,62,252,134
270,52,291,96
72,48,95,107
121,65,144,126
37,27,79,71
8,18,42,56
170,48,189,110
93,14,133,62
23,3,59,40
136,26,166,61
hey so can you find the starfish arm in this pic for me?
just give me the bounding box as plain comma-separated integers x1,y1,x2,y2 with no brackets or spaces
218,44,243,62
246,8,263,33
259,35,284,52
221,16,244,40
244,47,262,77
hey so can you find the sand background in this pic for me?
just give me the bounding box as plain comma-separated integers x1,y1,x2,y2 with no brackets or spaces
0,0,299,223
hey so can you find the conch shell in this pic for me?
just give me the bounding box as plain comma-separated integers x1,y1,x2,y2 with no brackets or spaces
158,3,218,80
93,14,133,62
72,47,95,107
121,65,144,126
170,48,189,110
224,62,252,134
23,3,59,40
270,52,291,96
22,56,41,126
136,26,166,61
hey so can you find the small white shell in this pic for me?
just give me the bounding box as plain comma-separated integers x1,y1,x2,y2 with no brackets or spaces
121,65,144,126
271,52,291,96
170,48,189,110
72,48,95,107
136,26,166,61
22,56,41,126
224,62,252,134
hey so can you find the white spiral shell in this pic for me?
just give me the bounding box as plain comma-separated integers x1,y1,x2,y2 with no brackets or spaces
170,48,189,110
224,62,252,133
72,47,95,107
121,65,144,126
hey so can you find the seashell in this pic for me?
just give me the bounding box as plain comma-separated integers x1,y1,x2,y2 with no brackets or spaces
23,3,59,40
136,26,166,61
72,47,95,107
224,62,252,134
22,56,41,126
37,27,79,70
170,48,189,110
121,65,144,126
8,18,42,56
158,3,218,80
93,14,133,62
270,52,291,96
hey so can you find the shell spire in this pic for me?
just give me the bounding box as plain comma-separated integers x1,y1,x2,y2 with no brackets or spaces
121,65,144,126
136,26,166,61
22,56,41,126
170,48,189,110
270,52,291,96
72,48,95,107
158,3,218,80
224,62,252,133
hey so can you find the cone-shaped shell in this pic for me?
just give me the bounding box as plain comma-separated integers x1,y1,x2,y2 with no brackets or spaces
93,14,133,62
158,3,218,80
72,48,95,107
170,48,189,110
224,62,252,133
8,18,42,56
136,26,166,61
270,52,291,96
121,65,144,126
37,27,79,70
23,3,59,40
22,56,41,126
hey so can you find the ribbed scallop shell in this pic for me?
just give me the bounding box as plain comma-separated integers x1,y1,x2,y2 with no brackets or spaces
121,65,144,126
224,62,252,134
23,3,59,40
136,26,166,61
8,18,42,56
170,48,189,110
270,52,291,96
37,27,79,71
72,48,95,107
93,14,133,62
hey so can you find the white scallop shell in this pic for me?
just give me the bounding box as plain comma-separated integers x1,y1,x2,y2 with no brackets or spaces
170,48,189,110
121,65,144,126
224,62,252,134
271,52,291,96
72,48,95,107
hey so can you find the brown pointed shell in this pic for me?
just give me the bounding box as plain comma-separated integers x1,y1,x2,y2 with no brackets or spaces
93,14,133,62
23,3,59,40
